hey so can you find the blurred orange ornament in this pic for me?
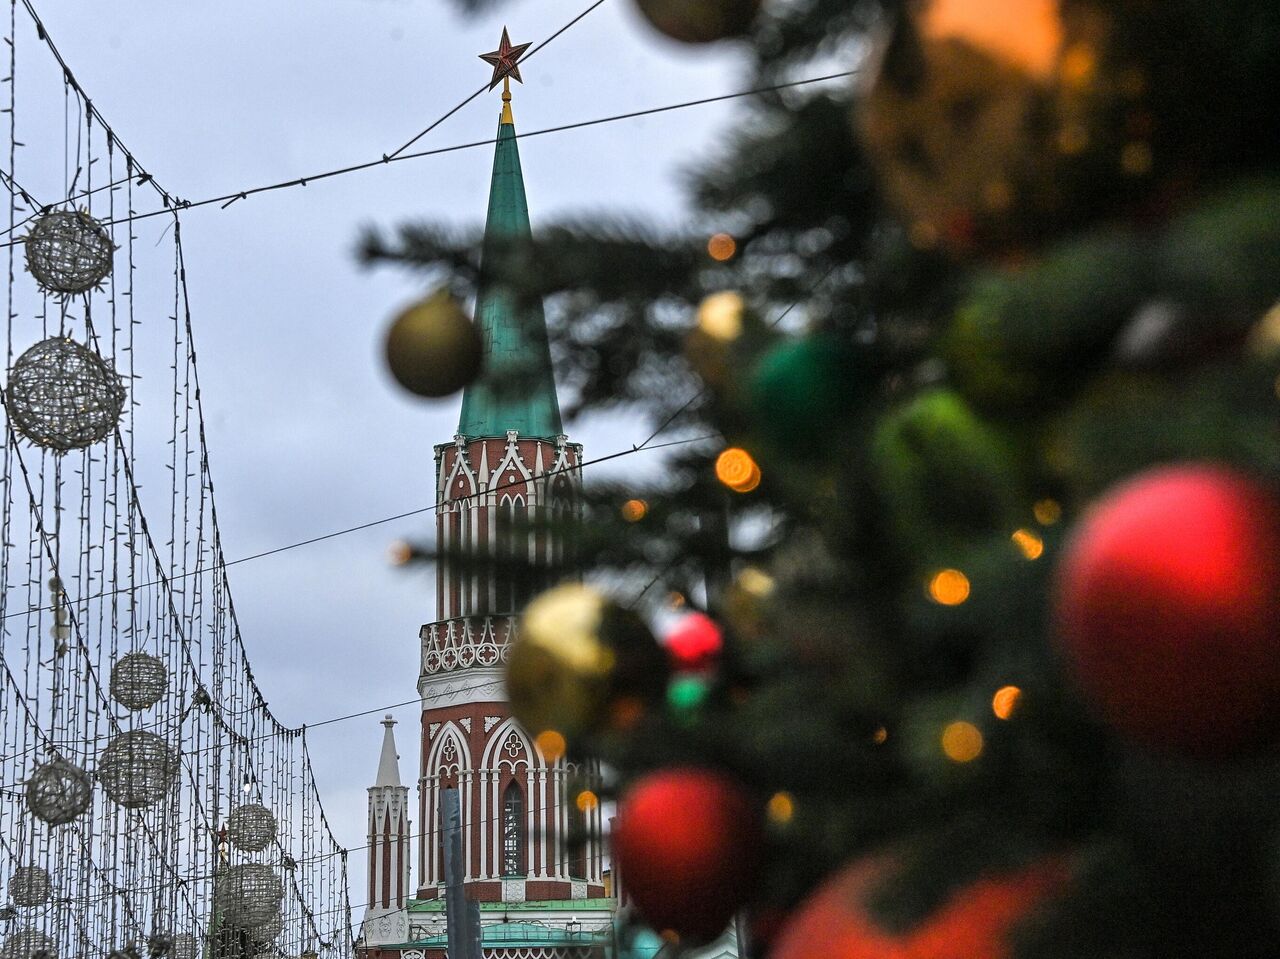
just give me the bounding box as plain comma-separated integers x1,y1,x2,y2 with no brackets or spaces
716,447,761,493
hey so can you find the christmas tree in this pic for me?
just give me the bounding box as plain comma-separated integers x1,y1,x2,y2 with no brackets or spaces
365,0,1280,955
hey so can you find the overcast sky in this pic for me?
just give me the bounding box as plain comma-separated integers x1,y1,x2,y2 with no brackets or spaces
26,0,755,912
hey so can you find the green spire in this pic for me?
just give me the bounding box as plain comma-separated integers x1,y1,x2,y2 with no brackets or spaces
458,103,563,440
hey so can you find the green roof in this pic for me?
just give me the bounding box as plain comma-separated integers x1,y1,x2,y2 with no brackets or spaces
457,114,563,440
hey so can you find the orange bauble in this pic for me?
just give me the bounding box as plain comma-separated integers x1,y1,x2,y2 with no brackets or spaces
771,855,1070,959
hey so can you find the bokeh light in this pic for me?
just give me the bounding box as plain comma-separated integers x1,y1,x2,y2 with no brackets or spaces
620,498,648,523
534,729,567,762
1011,528,1045,560
1121,141,1153,176
667,675,710,712
697,291,745,342
872,726,889,745
766,791,795,825
387,540,413,566
927,569,971,606
921,0,1063,80
576,789,599,812
665,612,724,671
707,233,737,261
992,685,1022,720
1033,499,1062,525
736,566,775,598
716,447,761,493
610,696,645,731
941,721,984,763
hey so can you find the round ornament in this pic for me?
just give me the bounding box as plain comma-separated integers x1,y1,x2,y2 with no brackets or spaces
612,767,761,941
0,928,55,959
5,337,126,452
632,0,759,44
1054,464,1280,756
506,584,668,740
858,0,1121,256
216,864,283,928
384,289,483,398
24,209,113,294
109,653,168,711
663,613,723,673
747,335,852,457
7,868,50,908
226,804,278,853
97,731,178,808
25,758,92,826
169,935,196,959
771,854,1070,959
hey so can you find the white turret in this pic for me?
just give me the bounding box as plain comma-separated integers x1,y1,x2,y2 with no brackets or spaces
362,716,411,945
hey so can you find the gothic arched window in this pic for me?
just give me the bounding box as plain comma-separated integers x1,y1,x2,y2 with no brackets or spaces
501,780,525,876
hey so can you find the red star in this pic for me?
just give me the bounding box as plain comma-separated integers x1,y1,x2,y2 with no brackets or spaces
479,27,532,91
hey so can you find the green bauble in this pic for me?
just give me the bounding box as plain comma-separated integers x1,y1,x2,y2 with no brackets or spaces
747,335,852,457
871,389,1020,553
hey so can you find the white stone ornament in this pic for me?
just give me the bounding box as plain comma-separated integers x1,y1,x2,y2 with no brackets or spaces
24,209,113,295
226,804,277,853
97,731,178,808
215,864,282,928
0,927,56,959
5,337,125,452
109,653,168,711
25,758,92,825
7,868,50,908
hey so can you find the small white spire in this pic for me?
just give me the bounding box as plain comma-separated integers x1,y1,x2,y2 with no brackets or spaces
376,715,401,787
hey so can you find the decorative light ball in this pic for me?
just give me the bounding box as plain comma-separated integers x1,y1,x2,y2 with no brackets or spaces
226,804,278,853
25,758,92,825
771,854,1070,959
506,584,668,741
632,0,759,43
247,914,283,944
0,928,56,959
613,767,761,942
109,653,168,711
1054,464,1280,756
5,337,125,452
97,731,178,808
7,868,50,908
383,289,482,398
664,613,724,672
216,864,283,928
24,209,113,294
168,935,196,959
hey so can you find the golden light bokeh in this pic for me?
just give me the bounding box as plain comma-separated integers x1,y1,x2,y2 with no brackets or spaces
1033,498,1062,525
921,0,1064,80
387,540,413,566
1059,43,1097,87
736,566,775,598
872,726,889,745
576,789,599,812
941,721,984,763
1011,528,1045,560
716,447,762,493
669,591,687,609
534,729,567,762
707,233,737,262
1121,141,1153,176
766,791,795,825
620,498,648,523
992,685,1022,720
927,568,971,606
697,291,745,342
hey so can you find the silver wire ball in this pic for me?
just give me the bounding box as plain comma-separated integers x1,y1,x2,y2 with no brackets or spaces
168,936,196,959
0,928,56,959
24,209,113,295
25,758,92,826
226,804,277,853
216,864,282,929
5,337,125,452
7,868,50,908
247,914,282,944
97,731,178,808
109,653,169,711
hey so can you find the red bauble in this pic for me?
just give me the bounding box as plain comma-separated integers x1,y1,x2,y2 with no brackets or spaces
771,855,1070,959
614,767,761,942
665,612,724,672
1054,464,1280,756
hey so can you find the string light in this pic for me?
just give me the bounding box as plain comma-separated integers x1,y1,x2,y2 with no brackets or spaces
927,569,971,606
941,721,984,763
715,447,762,493
992,685,1022,720
707,233,737,261
1011,528,1045,560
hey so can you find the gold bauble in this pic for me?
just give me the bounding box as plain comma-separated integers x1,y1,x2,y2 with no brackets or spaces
384,289,483,398
632,0,760,44
506,584,667,740
859,0,1117,257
